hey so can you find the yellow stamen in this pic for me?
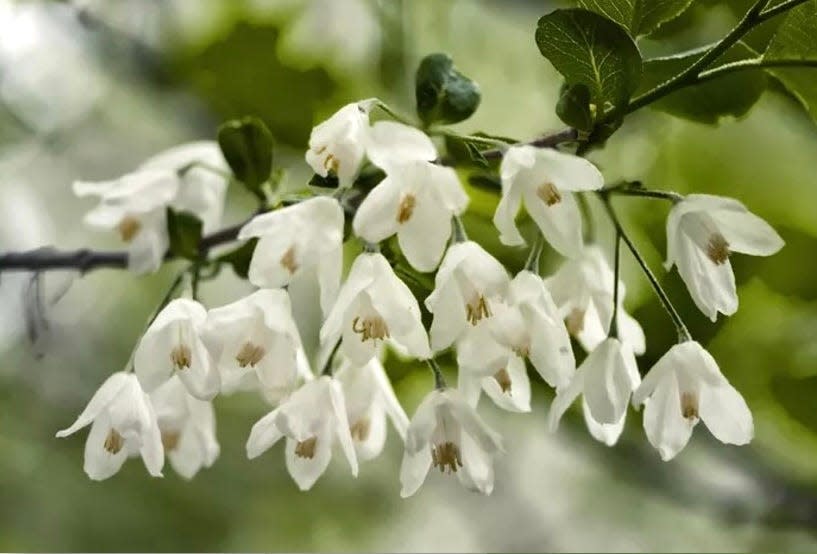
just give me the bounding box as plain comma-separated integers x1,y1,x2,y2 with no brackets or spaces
681,392,699,420
171,345,192,370
536,182,562,206
352,316,390,342
494,368,512,394
350,418,371,442
706,233,730,265
117,216,141,243
466,295,490,325
280,246,299,274
396,194,417,223
236,342,266,368
431,441,463,474
295,437,318,459
161,430,181,451
104,429,124,454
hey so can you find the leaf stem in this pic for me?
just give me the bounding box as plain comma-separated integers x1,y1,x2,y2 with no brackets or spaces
599,193,692,343
375,99,414,126
603,182,684,203
758,0,811,20
697,58,817,83
427,358,447,389
609,230,621,340
321,338,342,376
524,233,543,273
451,216,469,243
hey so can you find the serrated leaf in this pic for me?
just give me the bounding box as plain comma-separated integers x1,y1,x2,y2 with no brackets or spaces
218,238,257,279
556,82,594,131
536,9,642,118
166,208,203,261
577,0,695,36
415,53,481,125
763,0,817,124
638,42,767,124
217,117,273,192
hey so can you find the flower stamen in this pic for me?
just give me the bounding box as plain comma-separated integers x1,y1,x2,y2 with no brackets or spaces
536,182,562,206
565,308,585,336
680,392,699,420
236,342,266,368
104,429,124,454
350,418,371,442
161,430,181,451
171,345,192,370
117,216,141,243
493,368,512,394
352,316,390,342
295,436,318,459
706,233,730,265
324,154,340,174
431,441,463,474
396,194,417,223
280,246,299,274
466,295,490,325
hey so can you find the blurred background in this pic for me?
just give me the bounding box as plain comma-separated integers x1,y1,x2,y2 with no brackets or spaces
2,0,817,551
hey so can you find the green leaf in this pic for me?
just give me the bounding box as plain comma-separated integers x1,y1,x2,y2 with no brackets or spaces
217,238,258,279
535,9,642,117
415,53,481,125
577,0,695,36
556,83,595,131
764,0,817,124
637,42,767,124
217,117,274,192
166,208,203,261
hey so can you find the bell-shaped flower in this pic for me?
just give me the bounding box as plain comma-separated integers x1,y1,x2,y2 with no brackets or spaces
548,337,640,446
204,289,306,397
632,341,753,461
56,372,163,481
73,169,178,274
665,194,784,321
335,356,409,461
134,298,220,401
364,120,438,169
246,376,358,491
139,140,229,234
305,100,373,188
545,245,645,355
493,145,604,257
400,388,503,497
425,241,510,353
238,196,344,316
150,376,219,479
320,252,430,366
353,159,468,272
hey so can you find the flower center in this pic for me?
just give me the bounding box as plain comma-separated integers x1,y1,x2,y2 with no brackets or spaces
295,436,318,459
536,182,562,206
431,441,463,474
466,295,490,325
352,315,390,342
493,368,512,394
565,308,585,336
104,429,124,454
280,246,299,274
396,194,417,223
350,417,371,442
680,392,699,420
161,430,181,451
236,341,266,368
171,345,192,370
706,233,730,265
117,216,141,243
323,153,340,174
513,343,530,358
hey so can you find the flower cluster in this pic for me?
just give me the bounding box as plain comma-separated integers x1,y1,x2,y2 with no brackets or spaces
62,99,783,494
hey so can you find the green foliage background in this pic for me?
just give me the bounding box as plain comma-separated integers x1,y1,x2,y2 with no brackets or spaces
1,0,817,551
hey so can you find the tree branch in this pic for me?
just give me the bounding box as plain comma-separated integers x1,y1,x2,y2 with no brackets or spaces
480,127,580,160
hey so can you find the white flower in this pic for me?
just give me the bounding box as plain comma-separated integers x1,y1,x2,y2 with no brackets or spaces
73,141,230,274
493,145,604,257
335,356,409,461
56,372,163,481
320,252,430,366
305,101,373,188
139,140,229,234
425,241,510,352
353,159,468,271
238,196,344,316
203,289,307,396
666,194,784,321
632,341,753,461
134,298,220,401
73,170,178,274
548,337,641,446
545,245,645,355
150,376,219,479
364,120,438,169
400,388,503,497
246,376,358,491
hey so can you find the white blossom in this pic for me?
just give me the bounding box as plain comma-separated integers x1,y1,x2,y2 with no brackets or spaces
400,388,503,497
305,101,373,188
134,298,220,401
335,356,409,461
56,372,163,481
204,289,307,397
320,252,430,366
150,376,219,479
548,337,641,446
246,376,358,491
632,341,753,461
546,245,645,355
493,145,604,257
425,241,510,353
666,194,784,321
238,196,344,316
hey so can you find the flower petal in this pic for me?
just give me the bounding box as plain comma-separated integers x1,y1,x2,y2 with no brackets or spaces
284,429,333,491
56,372,133,438
83,414,128,481
699,381,753,446
547,371,584,432
352,174,402,243
397,193,451,272
712,208,784,257
366,120,436,169
493,183,525,246
582,398,625,447
329,379,359,476
642,372,695,461
246,408,284,459
481,355,531,413
523,188,583,258
399,446,432,498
